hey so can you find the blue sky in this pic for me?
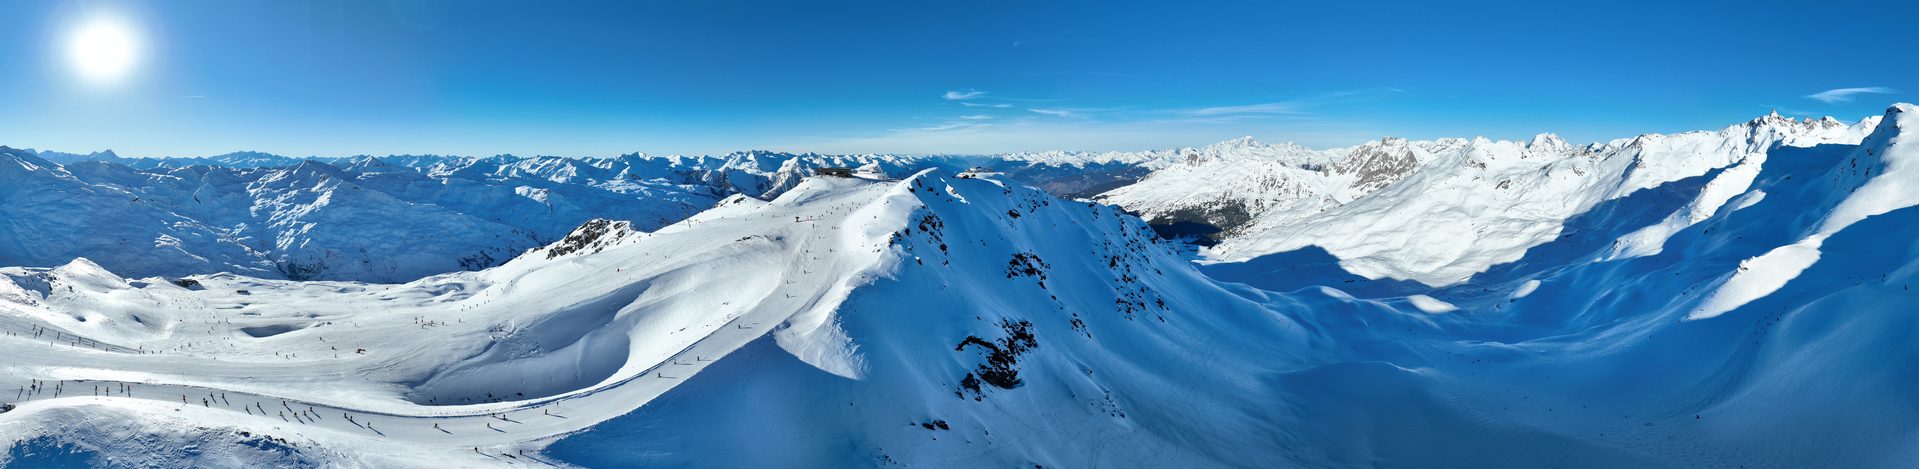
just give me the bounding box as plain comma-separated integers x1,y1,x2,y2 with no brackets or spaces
0,0,1911,158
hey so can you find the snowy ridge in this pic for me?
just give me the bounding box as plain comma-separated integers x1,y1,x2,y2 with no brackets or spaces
10,105,1919,468
1102,112,1879,286
9,106,1919,467
0,152,715,282
0,174,921,465
2,148,1170,282
1691,104,1919,319
0,170,1338,466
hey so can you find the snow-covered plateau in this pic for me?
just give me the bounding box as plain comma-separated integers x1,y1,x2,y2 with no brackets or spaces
4,104,1919,467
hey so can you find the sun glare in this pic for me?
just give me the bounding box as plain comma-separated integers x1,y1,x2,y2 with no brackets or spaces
66,15,141,85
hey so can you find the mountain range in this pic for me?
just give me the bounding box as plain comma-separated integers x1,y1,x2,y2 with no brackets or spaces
3,105,1918,467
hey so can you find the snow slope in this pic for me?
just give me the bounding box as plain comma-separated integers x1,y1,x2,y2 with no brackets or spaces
1104,112,1879,286
0,168,1267,466
546,105,1919,467
5,106,1919,468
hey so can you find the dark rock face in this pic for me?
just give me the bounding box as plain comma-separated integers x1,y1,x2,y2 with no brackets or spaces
1334,137,1420,194
543,219,636,260
1144,200,1251,246
1005,253,1051,287
955,319,1039,400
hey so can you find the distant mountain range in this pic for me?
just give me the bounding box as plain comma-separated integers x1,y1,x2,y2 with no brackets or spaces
2,110,1884,287
6,105,1919,467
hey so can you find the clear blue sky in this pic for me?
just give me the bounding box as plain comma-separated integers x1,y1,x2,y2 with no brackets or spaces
0,0,1911,157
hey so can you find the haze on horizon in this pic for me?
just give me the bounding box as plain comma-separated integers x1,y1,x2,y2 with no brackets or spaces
0,0,1911,158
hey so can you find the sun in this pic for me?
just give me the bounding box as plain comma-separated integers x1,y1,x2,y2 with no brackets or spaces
66,15,142,84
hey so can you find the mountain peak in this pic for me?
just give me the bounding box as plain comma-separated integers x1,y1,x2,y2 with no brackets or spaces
1528,133,1569,150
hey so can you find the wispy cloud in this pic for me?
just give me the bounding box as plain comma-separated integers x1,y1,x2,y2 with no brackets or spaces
798,86,1402,154
1178,88,1401,117
943,89,987,100
1181,101,1309,117
783,116,1383,156
1806,86,1896,104
914,121,989,132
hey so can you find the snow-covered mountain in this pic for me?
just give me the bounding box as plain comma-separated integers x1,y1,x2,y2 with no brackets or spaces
1101,112,1880,286
0,170,1333,466
6,105,1919,467
1,148,1163,283
0,149,719,282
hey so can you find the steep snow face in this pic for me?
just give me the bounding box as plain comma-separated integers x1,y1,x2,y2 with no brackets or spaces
1692,104,1919,319
1368,103,1919,468
1103,112,1880,286
1604,113,1880,261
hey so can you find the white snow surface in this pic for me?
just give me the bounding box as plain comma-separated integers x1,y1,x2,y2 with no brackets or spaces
7,107,1919,468
0,171,1320,467
1691,104,1919,319
1101,112,1880,286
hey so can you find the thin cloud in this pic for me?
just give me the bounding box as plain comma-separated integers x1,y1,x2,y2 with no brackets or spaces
1806,87,1896,104
943,89,987,100
894,118,995,133
825,87,1401,153
785,117,1382,155
916,122,988,132
1177,88,1400,117
1181,102,1308,117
